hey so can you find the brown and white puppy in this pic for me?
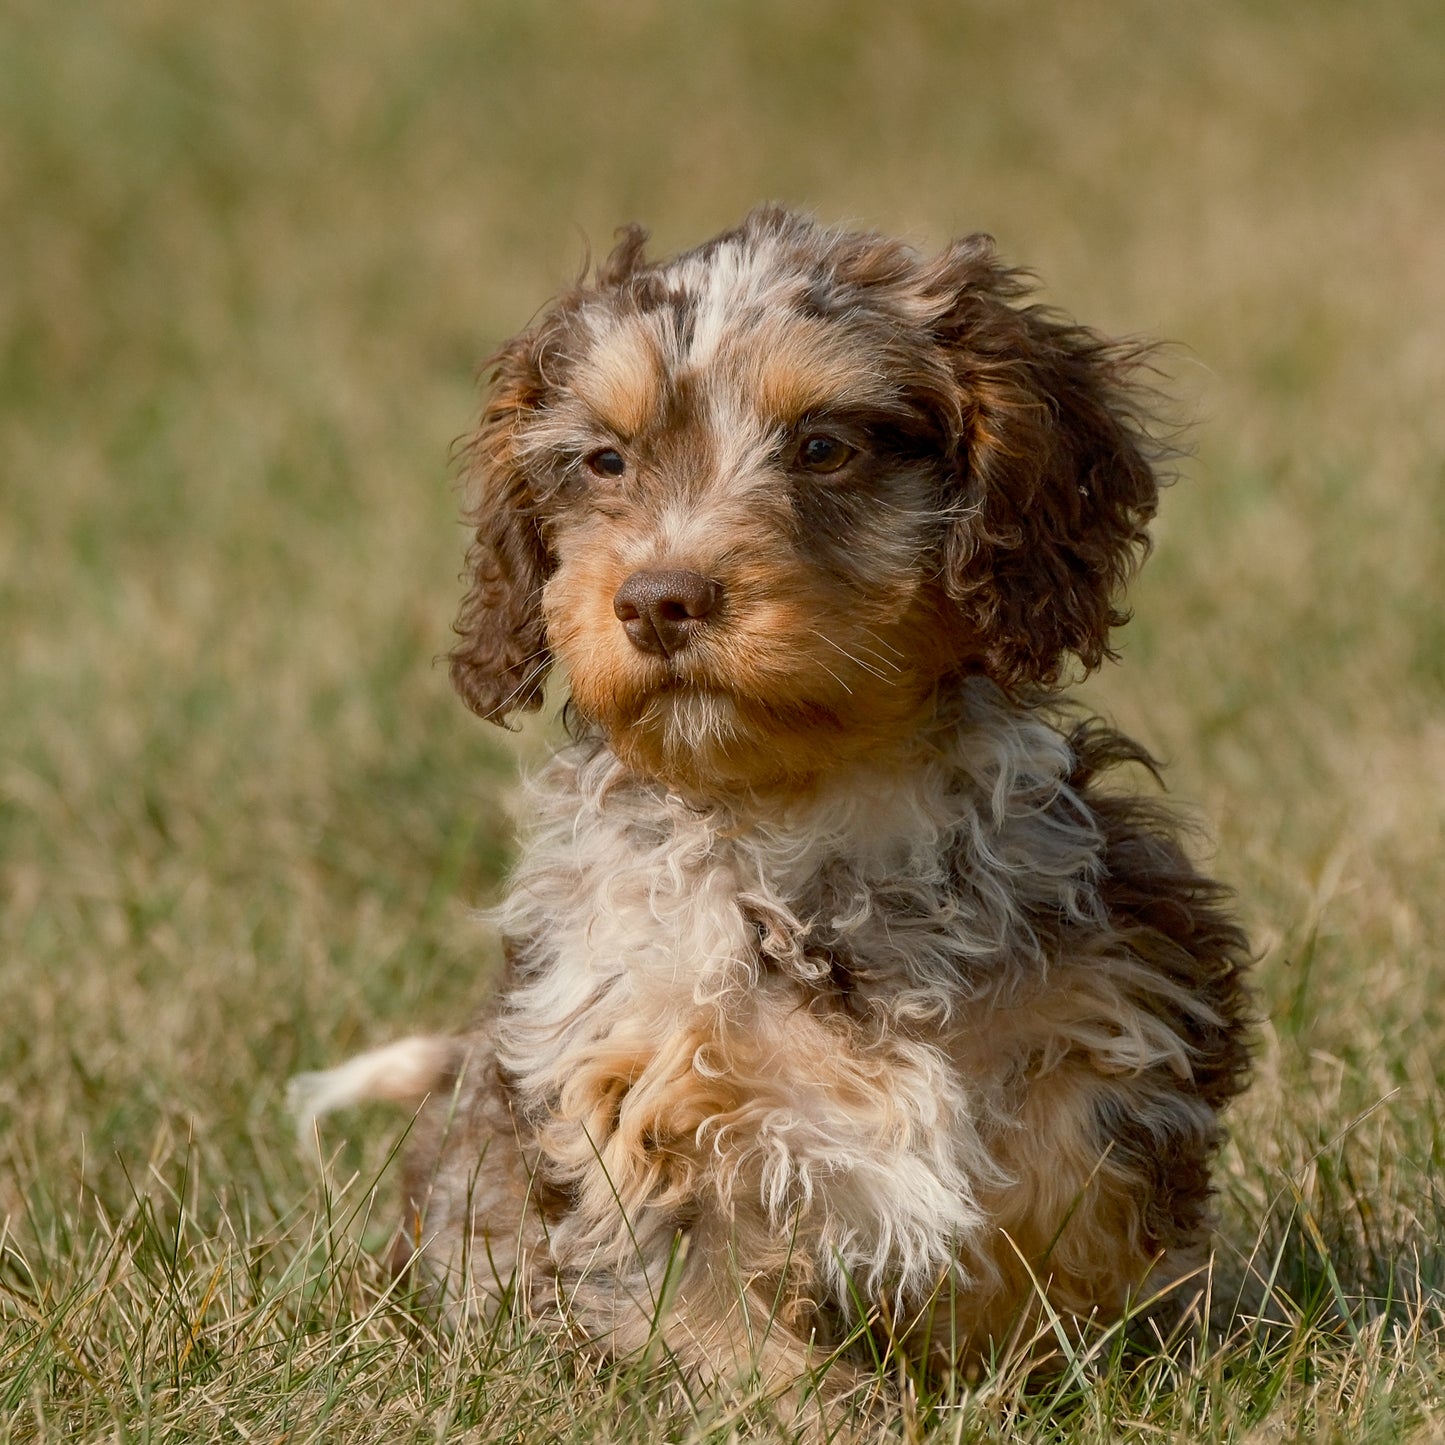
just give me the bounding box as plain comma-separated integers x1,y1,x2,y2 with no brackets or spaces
291,207,1251,1403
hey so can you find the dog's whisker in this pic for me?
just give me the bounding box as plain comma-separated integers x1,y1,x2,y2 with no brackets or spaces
839,634,908,674
484,663,551,716
805,651,854,696
808,629,895,683
858,628,907,662
500,643,551,671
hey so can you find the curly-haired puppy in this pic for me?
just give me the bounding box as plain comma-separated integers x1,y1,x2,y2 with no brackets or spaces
292,208,1251,1401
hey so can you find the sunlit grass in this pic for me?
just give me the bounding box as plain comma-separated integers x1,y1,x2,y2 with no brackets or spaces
2,0,1443,1438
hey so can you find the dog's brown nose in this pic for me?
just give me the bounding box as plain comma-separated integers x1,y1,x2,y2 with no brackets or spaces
613,569,722,656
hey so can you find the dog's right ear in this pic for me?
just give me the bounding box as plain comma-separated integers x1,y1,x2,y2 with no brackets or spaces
448,333,554,725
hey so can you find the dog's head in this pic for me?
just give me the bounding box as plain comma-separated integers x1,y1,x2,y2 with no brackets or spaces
450,208,1161,794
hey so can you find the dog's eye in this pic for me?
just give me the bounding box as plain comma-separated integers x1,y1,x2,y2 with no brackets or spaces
584,448,627,478
796,434,855,474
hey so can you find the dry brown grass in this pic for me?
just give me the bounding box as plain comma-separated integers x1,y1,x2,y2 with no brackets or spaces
3,0,1443,1438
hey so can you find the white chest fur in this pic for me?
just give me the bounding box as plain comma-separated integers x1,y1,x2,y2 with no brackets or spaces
490,694,1106,1300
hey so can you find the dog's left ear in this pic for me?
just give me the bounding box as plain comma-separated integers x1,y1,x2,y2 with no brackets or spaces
448,226,655,725
923,236,1161,690
449,333,555,725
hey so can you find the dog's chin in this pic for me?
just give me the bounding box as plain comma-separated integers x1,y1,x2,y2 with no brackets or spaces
602,682,773,793
584,675,905,800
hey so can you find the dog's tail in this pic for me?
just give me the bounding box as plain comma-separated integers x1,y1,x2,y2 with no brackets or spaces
287,1035,462,1148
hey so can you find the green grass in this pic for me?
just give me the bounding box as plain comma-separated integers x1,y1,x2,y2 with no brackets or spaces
3,0,1444,1438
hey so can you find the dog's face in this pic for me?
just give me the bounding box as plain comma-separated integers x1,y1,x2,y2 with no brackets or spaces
451,209,1160,797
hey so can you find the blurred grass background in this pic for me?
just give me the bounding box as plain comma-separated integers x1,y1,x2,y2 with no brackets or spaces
2,0,1443,1439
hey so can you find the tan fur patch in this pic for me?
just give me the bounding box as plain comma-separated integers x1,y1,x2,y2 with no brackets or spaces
569,314,665,437
736,315,890,423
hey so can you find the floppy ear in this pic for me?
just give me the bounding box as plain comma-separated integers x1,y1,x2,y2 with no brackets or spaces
449,226,657,725
448,333,555,724
927,236,1162,690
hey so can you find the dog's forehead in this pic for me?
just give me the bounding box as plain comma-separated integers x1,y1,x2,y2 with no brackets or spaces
567,234,904,439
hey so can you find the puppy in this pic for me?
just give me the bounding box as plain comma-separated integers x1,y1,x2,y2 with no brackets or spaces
292,207,1251,1401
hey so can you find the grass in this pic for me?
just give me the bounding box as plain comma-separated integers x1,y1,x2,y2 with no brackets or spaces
2,0,1444,1437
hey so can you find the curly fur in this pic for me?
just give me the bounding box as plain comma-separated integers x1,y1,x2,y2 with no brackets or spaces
290,208,1251,1404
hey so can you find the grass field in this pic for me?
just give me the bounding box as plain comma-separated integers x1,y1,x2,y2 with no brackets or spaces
3,0,1444,1438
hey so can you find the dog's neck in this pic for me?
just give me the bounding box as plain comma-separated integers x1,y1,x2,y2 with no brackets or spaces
563,675,1045,821
494,677,1105,1055
507,677,1094,926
